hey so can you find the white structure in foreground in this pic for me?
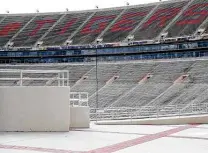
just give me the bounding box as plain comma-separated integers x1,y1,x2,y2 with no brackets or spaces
0,69,90,132
0,86,70,131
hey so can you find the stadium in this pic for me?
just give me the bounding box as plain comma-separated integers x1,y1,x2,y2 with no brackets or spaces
0,0,208,152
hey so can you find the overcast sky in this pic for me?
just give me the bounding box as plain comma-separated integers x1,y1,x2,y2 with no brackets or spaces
0,0,166,14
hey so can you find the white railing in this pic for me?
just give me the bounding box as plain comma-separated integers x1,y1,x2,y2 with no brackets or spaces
90,103,208,121
0,69,69,86
70,92,89,106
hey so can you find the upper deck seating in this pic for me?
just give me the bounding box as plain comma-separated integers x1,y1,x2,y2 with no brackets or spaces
167,0,208,37
102,5,155,43
0,15,32,47
71,9,123,45
133,1,188,40
42,12,93,46
12,14,62,47
0,0,206,47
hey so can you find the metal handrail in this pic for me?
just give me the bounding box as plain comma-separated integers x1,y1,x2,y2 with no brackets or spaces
90,103,208,121
0,69,69,86
70,92,89,106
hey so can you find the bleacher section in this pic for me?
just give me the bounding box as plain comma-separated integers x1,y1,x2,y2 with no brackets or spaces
1,59,208,111
71,9,123,45
133,0,188,40
72,64,122,96
111,83,171,108
0,15,32,46
42,12,93,46
166,0,208,37
185,60,208,83
0,0,207,47
102,5,155,43
12,14,62,47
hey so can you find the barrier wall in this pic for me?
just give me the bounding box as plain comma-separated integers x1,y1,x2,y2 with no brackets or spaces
96,114,208,125
0,87,70,132
70,106,90,128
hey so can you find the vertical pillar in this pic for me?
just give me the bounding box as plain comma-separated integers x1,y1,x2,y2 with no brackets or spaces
62,72,65,86
58,72,60,86
66,71,69,86
20,70,23,86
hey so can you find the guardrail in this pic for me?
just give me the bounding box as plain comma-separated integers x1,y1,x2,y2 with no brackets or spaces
90,103,208,121
70,92,89,106
0,69,69,86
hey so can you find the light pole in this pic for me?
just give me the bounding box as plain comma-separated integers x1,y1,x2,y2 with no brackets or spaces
95,38,103,122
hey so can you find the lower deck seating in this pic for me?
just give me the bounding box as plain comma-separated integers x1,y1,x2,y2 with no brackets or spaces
0,59,208,110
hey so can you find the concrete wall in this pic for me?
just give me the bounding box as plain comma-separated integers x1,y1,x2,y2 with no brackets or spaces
96,114,208,125
70,106,90,128
0,87,70,132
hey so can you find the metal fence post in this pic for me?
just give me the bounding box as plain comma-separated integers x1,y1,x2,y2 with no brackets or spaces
157,105,159,118
20,70,23,86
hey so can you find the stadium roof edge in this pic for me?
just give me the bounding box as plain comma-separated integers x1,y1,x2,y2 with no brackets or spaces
0,0,188,16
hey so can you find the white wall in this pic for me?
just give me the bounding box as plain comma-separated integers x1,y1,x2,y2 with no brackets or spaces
70,106,90,128
0,87,70,132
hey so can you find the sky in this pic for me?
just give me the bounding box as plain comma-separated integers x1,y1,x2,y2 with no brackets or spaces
0,0,166,14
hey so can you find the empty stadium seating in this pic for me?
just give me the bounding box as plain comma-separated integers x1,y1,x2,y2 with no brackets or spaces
0,15,32,46
1,59,208,112
111,83,171,108
12,14,62,47
42,12,93,46
185,60,208,83
0,0,207,46
102,5,155,43
71,9,123,45
133,1,188,40
167,0,208,37
72,63,123,96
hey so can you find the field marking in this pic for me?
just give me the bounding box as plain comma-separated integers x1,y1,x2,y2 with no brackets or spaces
87,124,199,153
0,145,82,153
0,124,200,153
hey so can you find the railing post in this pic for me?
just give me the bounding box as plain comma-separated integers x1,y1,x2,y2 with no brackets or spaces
79,93,81,106
86,92,89,106
20,70,23,86
62,72,65,86
67,71,69,87
58,72,60,86
157,105,159,119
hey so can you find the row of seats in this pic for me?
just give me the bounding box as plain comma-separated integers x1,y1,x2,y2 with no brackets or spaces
0,0,207,47
1,59,208,110
167,0,208,37
0,15,32,46
42,12,93,46
133,1,188,40
102,5,155,43
71,9,123,44
13,14,62,47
